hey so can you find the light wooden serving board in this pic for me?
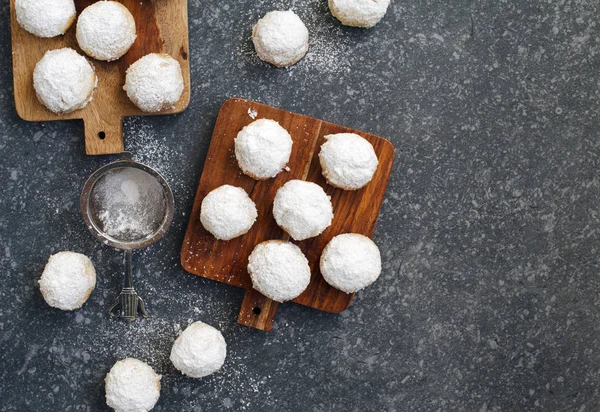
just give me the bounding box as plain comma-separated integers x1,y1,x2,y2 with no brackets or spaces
181,98,395,332
10,0,190,155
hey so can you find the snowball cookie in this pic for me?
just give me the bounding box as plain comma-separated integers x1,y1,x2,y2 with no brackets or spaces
248,240,311,302
200,185,258,240
33,48,97,114
319,133,379,190
170,321,227,378
273,180,334,241
15,0,76,38
252,10,309,67
124,53,185,112
320,234,382,293
105,358,161,412
235,119,293,180
76,1,136,61
39,251,96,311
329,0,391,28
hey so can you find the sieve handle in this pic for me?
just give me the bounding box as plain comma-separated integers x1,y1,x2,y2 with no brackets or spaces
108,250,149,323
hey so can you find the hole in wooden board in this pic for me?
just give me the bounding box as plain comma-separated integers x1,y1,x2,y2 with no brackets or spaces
98,131,106,140
252,307,261,316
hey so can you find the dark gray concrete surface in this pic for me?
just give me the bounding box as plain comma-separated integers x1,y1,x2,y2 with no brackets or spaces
1,0,600,411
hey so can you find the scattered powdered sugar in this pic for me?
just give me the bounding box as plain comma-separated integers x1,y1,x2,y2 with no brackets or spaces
122,118,195,202
248,107,258,119
236,1,353,74
300,21,352,74
93,168,166,241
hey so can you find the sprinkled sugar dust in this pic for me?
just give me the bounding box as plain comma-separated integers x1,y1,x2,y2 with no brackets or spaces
236,0,352,74
74,313,272,410
92,168,166,241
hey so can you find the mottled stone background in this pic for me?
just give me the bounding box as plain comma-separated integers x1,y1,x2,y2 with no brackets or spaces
1,0,599,411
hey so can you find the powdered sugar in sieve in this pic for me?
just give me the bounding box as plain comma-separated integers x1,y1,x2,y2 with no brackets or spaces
91,168,166,242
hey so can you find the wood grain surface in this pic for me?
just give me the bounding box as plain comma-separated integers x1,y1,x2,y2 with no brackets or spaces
10,0,190,155
181,98,395,331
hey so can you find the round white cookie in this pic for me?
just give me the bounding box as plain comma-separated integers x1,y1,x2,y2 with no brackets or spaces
235,119,293,180
329,0,391,28
320,233,382,293
248,240,311,302
76,1,136,61
252,10,309,67
33,48,97,114
39,251,96,311
170,321,227,378
319,133,379,190
200,185,258,241
273,180,333,241
15,0,76,38
124,53,185,112
105,358,161,412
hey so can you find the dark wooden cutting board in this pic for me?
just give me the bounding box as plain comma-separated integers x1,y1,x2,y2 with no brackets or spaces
181,98,395,331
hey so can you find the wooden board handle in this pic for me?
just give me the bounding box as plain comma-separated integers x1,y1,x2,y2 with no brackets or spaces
84,115,125,155
237,288,279,332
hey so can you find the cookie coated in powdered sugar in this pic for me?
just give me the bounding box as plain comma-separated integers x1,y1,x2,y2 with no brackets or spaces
235,119,293,180
15,0,76,38
124,53,185,113
329,0,391,28
76,1,136,61
39,251,96,311
273,180,334,241
319,133,379,190
33,48,98,114
200,185,258,241
252,10,309,67
170,321,227,378
320,233,382,293
105,358,161,412
247,240,311,302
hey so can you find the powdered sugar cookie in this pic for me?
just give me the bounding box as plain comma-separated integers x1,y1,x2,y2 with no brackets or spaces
235,119,293,180
247,240,311,302
320,233,382,293
76,1,136,61
252,10,309,67
329,0,391,28
200,185,258,241
34,48,97,114
105,358,161,412
124,53,185,113
273,180,333,241
15,0,76,38
319,133,379,190
170,321,227,378
39,251,96,311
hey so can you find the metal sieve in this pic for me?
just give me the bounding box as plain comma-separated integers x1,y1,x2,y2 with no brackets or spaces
80,152,174,323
